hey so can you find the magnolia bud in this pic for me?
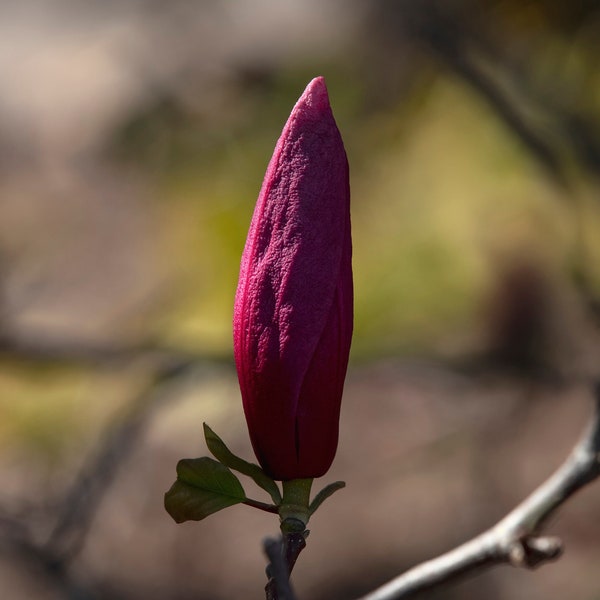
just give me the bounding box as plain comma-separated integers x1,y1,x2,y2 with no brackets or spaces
233,76,353,481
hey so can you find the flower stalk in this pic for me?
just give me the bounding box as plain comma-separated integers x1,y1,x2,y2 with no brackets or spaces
279,478,313,529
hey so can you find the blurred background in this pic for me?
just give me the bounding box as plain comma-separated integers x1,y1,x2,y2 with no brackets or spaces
1,0,600,598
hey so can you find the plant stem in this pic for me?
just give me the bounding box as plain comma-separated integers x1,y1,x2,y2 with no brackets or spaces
242,498,279,514
265,478,313,599
279,478,313,525
279,478,312,576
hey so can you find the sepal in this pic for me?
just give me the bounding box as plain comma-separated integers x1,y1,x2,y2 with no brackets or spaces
309,481,346,516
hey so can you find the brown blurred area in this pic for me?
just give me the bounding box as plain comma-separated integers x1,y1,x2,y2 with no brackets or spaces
1,1,600,598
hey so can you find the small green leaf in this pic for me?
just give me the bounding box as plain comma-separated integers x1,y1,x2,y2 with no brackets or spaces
203,423,282,505
309,481,346,516
164,457,246,523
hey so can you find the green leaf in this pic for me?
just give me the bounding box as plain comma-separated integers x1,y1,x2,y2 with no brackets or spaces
203,423,282,505
164,457,246,523
309,481,346,516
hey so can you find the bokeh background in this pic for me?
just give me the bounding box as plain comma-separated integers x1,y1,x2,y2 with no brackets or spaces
1,1,600,598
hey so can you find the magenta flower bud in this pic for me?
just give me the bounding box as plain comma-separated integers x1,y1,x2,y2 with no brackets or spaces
233,76,353,481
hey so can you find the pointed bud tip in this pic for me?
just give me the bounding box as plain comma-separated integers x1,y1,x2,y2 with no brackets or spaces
294,76,331,118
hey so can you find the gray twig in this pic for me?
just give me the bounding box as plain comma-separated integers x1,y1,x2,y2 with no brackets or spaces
0,331,216,594
264,536,298,600
359,384,600,600
43,363,193,564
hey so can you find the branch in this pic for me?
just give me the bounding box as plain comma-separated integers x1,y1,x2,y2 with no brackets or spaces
43,362,195,565
0,331,229,372
0,328,212,596
359,383,600,600
264,536,298,600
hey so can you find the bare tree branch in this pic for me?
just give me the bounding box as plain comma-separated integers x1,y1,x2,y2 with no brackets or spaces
359,383,600,600
0,329,221,595
399,2,569,188
43,363,194,565
0,330,230,372
264,536,298,600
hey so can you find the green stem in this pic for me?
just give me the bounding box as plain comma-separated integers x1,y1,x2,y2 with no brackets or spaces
279,478,313,528
243,498,279,514
265,478,313,599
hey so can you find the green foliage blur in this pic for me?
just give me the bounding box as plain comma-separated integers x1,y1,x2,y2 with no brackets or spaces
3,1,600,459
108,69,596,359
